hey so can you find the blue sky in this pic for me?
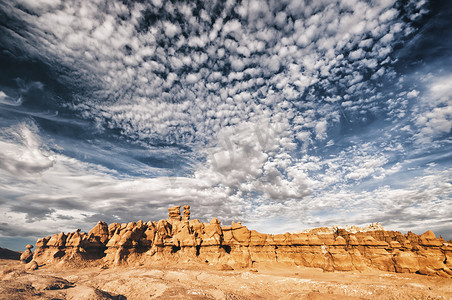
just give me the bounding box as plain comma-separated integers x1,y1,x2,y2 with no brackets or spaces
0,0,451,250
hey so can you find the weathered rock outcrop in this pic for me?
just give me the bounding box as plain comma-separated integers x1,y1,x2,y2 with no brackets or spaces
32,206,452,277
19,244,34,264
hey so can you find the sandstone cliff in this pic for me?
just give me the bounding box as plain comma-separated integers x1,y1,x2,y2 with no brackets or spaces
32,205,452,277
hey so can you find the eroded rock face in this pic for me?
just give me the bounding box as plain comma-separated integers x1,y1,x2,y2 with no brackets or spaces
32,205,452,277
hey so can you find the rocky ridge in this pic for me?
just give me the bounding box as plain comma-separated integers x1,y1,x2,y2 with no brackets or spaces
0,248,21,260
31,205,452,277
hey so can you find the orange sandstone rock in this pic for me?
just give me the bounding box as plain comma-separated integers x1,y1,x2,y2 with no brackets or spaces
168,205,181,221
30,205,451,278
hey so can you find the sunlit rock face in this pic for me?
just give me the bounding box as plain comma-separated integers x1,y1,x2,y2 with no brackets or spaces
32,206,452,278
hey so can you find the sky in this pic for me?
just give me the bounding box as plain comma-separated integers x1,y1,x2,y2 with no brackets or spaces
0,0,451,251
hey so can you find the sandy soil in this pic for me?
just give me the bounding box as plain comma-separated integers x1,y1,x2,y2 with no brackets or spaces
0,259,451,299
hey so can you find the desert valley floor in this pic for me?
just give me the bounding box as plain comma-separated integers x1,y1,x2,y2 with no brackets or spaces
1,258,451,300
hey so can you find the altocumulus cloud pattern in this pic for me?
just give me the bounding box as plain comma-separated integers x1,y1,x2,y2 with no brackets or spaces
0,0,451,249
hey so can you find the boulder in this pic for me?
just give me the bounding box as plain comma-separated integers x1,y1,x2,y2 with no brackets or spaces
144,224,156,243
393,251,419,273
25,260,38,271
108,223,120,238
230,222,251,246
418,248,447,271
202,218,223,246
20,248,33,264
106,231,122,248
36,237,50,248
118,231,134,247
329,247,353,271
47,232,67,248
154,219,172,246
189,219,204,236
66,231,83,247
173,222,196,247
421,230,436,239
88,221,109,244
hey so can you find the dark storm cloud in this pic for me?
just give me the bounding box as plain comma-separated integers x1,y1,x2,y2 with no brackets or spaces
10,204,55,222
0,222,48,237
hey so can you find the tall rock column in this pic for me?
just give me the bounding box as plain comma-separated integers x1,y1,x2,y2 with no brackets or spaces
182,205,190,221
168,206,181,221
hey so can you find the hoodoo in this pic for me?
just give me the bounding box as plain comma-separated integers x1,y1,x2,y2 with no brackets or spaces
31,205,452,277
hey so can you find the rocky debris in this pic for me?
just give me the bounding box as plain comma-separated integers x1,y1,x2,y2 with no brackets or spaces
20,244,34,264
31,205,452,278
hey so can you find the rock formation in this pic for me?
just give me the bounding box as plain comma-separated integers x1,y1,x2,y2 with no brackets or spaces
182,205,190,221
25,260,38,271
168,205,181,221
32,206,452,278
19,244,33,264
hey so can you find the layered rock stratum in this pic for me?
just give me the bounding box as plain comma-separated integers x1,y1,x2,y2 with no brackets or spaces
31,205,452,278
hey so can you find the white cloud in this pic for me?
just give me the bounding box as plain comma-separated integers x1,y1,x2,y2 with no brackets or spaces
407,89,419,98
413,75,452,143
0,0,425,148
246,167,452,235
0,122,248,236
314,120,327,140
349,49,365,60
0,91,22,106
430,75,452,100
18,0,61,12
0,122,54,178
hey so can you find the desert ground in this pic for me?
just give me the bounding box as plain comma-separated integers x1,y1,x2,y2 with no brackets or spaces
1,258,451,300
